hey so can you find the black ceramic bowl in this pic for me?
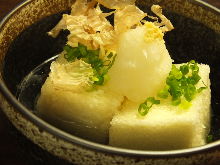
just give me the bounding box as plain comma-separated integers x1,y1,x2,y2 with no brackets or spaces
0,0,220,164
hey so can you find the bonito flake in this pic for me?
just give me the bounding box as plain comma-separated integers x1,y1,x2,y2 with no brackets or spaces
96,0,136,9
151,5,174,32
114,5,147,34
49,56,94,91
48,0,173,51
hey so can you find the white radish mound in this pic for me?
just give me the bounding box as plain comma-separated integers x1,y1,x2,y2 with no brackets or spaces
106,26,172,103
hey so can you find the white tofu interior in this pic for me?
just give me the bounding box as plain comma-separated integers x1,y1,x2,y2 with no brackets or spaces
109,64,211,150
37,78,124,143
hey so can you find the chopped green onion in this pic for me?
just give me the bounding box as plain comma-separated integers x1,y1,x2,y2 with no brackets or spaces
157,85,169,99
171,97,181,106
138,97,160,116
184,84,196,102
207,134,213,143
63,44,116,86
170,65,182,79
138,60,208,116
107,52,114,59
180,64,189,75
164,61,207,106
78,44,87,56
197,87,207,93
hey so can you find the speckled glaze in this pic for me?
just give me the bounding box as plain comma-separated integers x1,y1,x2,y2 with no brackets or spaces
0,0,220,165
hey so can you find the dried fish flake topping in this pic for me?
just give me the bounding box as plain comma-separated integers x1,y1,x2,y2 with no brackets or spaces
48,0,174,51
151,5,174,32
49,58,94,91
96,0,136,9
70,0,89,16
114,5,147,34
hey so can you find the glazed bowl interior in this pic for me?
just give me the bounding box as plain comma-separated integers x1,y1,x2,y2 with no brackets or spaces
0,0,220,157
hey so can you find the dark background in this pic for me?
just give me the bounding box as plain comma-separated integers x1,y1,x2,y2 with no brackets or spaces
0,0,219,165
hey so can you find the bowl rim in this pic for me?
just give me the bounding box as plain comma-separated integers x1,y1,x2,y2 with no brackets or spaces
0,0,220,158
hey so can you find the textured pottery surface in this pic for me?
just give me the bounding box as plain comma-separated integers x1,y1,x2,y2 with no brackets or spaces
0,0,220,165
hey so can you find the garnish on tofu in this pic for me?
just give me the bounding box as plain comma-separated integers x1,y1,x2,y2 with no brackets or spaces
138,97,160,116
144,22,164,42
138,60,208,116
161,60,207,104
48,0,174,92
49,58,94,91
63,44,116,85
207,134,213,143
